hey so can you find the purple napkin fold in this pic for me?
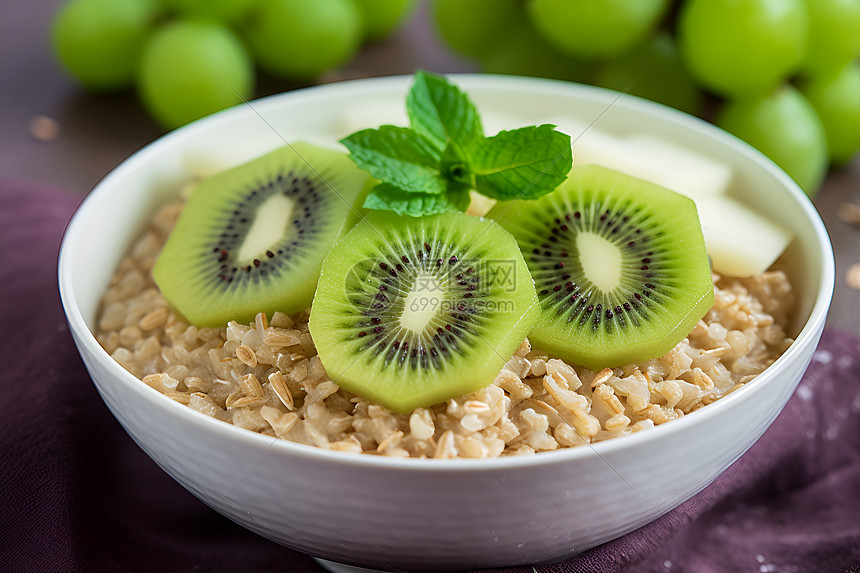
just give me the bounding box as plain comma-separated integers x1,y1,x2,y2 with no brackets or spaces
1,180,858,573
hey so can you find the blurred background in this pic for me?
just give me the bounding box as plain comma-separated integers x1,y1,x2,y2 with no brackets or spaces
1,0,858,330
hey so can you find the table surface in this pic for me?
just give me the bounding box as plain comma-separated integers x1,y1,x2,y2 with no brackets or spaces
2,0,858,335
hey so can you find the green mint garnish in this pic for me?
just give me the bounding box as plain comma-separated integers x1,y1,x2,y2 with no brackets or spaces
470,124,574,200
363,183,471,217
340,126,448,195
406,70,483,154
340,70,573,217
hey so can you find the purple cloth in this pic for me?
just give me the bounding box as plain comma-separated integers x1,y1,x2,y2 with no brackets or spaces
1,181,858,573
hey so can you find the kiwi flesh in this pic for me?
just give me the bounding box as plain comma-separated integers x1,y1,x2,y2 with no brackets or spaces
152,142,370,327
488,165,714,370
309,211,539,413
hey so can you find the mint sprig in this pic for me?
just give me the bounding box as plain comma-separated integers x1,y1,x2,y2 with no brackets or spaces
471,124,574,200
406,70,483,154
363,183,471,216
340,70,572,217
341,126,448,195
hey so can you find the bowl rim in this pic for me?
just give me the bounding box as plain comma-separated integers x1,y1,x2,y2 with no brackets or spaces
58,73,836,473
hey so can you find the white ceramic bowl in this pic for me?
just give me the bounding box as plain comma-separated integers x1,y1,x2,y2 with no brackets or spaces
59,75,834,572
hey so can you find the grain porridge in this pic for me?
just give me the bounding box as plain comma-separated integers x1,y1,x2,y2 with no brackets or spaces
96,199,795,459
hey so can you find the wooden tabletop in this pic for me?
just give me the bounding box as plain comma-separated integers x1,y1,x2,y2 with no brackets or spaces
2,0,858,335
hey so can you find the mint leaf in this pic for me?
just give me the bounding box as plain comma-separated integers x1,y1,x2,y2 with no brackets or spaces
468,124,572,200
341,72,574,217
340,126,447,194
363,183,471,216
407,70,483,153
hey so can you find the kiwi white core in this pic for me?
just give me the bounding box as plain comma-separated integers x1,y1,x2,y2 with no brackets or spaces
236,193,295,262
577,232,621,292
400,272,443,334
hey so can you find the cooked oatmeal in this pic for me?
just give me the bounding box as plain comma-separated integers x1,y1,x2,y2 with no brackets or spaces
96,199,795,458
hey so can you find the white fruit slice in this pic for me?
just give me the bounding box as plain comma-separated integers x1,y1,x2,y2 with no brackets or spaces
548,117,733,198
466,190,497,216
695,196,793,278
182,136,339,180
183,142,273,179
574,130,666,184
481,110,531,136
340,98,408,135
548,117,663,182
624,134,733,198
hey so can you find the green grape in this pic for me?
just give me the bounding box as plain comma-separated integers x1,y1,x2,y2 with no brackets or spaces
137,21,254,129
802,62,860,165
678,0,808,98
161,0,260,22
716,86,828,196
244,0,361,80
594,33,702,116
798,0,860,78
52,0,159,91
352,0,417,42
479,23,592,83
526,0,670,59
431,0,521,60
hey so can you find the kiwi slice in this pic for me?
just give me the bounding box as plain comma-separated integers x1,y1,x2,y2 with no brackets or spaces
153,142,370,327
488,165,714,370
309,211,539,413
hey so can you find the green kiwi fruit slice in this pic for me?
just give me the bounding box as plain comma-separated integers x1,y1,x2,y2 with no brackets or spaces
309,211,540,413
488,165,714,370
153,142,370,327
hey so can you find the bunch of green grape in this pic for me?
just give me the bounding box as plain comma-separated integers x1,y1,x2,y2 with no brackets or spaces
432,0,860,196
53,0,416,129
